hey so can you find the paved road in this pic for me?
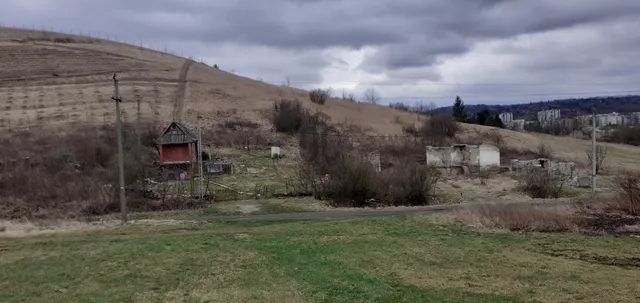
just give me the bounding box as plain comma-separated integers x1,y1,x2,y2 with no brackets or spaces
179,204,461,222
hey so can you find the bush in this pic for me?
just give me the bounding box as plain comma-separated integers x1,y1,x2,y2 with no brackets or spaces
378,164,440,206
604,125,640,146
272,99,307,134
404,115,459,146
535,142,552,159
297,119,440,207
613,172,640,216
518,170,566,198
321,157,379,207
486,130,505,149
456,203,577,232
586,144,608,175
0,123,163,219
218,118,260,130
309,89,330,105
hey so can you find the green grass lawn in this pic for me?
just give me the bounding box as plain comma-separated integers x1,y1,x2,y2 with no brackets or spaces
1,215,639,303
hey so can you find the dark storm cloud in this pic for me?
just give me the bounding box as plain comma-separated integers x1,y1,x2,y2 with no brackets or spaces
3,0,640,104
4,0,640,64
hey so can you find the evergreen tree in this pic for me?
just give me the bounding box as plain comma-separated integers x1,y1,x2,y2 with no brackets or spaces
475,108,491,125
452,96,467,122
485,114,505,128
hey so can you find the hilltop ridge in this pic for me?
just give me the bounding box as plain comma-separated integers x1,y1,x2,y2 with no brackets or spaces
2,27,640,170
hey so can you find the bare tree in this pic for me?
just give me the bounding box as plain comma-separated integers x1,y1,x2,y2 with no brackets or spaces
342,90,357,102
586,144,608,175
363,88,380,104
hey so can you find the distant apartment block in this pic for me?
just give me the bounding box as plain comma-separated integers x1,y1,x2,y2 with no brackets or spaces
510,119,525,131
498,112,513,124
537,109,561,123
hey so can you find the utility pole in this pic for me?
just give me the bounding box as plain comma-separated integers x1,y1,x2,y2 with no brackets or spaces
591,107,597,194
112,74,127,223
136,97,141,149
198,127,204,200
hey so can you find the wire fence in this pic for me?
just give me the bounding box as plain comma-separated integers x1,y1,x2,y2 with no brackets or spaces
0,24,209,65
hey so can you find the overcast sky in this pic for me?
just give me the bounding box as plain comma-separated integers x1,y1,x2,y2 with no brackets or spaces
2,0,640,106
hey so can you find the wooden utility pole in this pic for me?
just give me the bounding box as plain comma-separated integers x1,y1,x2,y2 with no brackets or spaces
136,97,141,148
112,74,127,223
591,108,597,194
198,127,204,200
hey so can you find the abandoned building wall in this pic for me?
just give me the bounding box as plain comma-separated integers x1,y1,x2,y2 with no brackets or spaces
426,144,499,168
426,147,461,167
478,144,500,167
510,158,577,183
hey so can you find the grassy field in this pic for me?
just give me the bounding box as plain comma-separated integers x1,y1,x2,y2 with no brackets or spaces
1,215,639,303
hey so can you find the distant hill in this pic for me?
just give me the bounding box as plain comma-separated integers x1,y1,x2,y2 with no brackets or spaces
433,95,640,120
4,27,640,171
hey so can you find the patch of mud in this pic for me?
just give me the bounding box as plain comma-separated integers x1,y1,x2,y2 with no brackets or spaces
576,212,640,236
246,167,265,174
236,204,260,213
0,219,120,237
540,247,640,269
0,219,184,237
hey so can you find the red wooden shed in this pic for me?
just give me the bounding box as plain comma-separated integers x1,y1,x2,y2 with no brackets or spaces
155,122,199,180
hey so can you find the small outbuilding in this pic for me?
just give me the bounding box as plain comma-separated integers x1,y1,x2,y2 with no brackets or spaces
156,122,199,181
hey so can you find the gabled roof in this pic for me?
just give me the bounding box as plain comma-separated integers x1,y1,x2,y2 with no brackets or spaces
156,121,198,145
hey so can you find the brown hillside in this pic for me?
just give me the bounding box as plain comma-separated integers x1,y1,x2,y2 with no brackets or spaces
1,27,640,170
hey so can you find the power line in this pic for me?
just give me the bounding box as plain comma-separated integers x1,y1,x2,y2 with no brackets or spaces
263,80,640,87
374,90,640,100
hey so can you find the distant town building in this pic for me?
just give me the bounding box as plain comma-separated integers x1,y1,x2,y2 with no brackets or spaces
510,119,526,132
537,109,561,124
498,112,513,124
577,112,630,128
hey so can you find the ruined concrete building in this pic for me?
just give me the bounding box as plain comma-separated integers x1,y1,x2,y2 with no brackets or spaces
426,144,500,175
509,158,586,186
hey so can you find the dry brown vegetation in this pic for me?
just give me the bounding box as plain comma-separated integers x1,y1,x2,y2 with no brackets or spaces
458,203,577,232
309,88,330,105
613,172,640,216
2,28,640,172
402,114,459,146
586,144,609,175
0,124,209,219
517,170,567,198
295,116,440,207
457,171,640,235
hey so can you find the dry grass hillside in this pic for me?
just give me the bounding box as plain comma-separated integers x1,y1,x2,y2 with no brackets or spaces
2,27,640,170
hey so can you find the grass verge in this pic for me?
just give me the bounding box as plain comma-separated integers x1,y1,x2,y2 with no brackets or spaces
1,215,640,302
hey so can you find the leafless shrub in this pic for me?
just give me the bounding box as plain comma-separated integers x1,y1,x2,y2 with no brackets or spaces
218,118,260,130
604,125,640,146
378,164,440,206
457,203,577,232
309,88,330,105
271,99,307,134
586,144,608,175
478,169,494,185
536,142,553,159
486,130,505,149
320,157,379,207
0,122,170,220
518,170,566,198
613,172,640,216
298,121,440,207
369,136,425,169
404,114,459,146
